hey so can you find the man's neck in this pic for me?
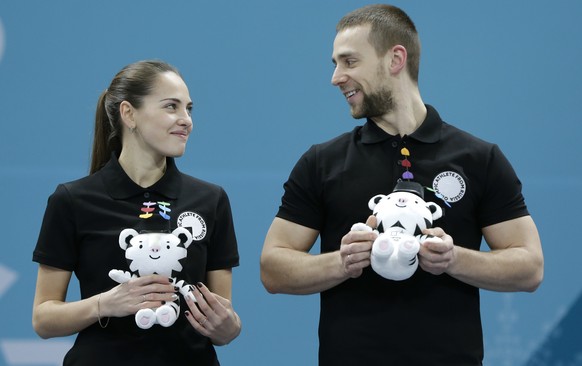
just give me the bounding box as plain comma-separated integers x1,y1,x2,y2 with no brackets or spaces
371,97,426,137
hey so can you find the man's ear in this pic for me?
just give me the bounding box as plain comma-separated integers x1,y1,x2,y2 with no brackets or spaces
119,100,136,130
389,45,408,75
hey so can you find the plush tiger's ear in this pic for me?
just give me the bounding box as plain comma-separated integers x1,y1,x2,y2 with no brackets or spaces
426,202,443,221
172,227,193,249
119,228,139,250
368,194,386,210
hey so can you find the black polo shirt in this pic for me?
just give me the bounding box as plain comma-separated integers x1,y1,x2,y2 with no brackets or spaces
33,154,239,366
277,105,529,366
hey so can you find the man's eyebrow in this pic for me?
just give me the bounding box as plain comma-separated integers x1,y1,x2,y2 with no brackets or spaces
332,51,358,64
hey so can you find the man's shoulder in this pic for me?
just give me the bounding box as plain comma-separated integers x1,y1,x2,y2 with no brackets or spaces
441,122,496,149
425,105,497,149
310,126,361,154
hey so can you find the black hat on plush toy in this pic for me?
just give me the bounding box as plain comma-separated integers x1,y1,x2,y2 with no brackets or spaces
393,181,424,199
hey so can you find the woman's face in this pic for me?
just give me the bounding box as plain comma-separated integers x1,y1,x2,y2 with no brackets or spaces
131,71,193,159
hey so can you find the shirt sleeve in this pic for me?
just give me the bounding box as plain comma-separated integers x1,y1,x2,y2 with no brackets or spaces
276,145,324,230
205,187,239,271
478,144,530,227
32,184,79,271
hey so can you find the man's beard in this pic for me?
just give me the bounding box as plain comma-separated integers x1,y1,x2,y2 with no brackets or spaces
351,86,394,119
350,64,394,119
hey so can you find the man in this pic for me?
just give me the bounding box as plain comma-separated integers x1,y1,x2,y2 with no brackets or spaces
260,4,543,366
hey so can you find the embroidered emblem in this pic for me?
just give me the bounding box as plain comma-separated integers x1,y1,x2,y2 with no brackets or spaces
139,201,171,220
432,171,466,203
177,211,207,241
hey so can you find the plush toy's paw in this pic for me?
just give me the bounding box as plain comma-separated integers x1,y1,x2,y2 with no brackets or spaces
351,222,373,232
372,234,395,259
396,236,420,265
186,291,197,302
108,270,131,284
186,285,198,302
135,308,156,329
418,234,444,245
156,305,178,327
178,285,197,302
371,231,420,281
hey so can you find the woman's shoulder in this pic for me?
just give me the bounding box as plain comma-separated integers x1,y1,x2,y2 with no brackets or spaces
42,170,107,204
178,172,227,196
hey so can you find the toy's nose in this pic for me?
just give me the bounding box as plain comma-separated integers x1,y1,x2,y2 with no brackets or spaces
149,242,161,252
398,197,408,204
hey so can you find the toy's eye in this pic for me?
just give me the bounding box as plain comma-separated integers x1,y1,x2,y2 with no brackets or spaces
166,245,171,249
139,245,143,249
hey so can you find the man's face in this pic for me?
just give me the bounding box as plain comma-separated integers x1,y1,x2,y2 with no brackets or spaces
331,25,394,119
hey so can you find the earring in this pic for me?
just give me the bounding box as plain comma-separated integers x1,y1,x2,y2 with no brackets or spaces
130,126,136,134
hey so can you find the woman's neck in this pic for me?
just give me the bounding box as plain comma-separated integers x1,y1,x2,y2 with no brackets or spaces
118,150,167,188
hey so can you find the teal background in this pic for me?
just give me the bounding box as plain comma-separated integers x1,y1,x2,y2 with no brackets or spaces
1,1,581,365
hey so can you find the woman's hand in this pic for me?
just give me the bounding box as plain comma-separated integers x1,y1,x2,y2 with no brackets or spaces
184,282,242,346
101,274,177,318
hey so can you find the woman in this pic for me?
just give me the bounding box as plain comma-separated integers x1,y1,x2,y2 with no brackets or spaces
32,60,241,365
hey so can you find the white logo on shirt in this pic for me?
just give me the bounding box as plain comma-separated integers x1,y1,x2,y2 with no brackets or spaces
432,171,466,203
177,211,207,241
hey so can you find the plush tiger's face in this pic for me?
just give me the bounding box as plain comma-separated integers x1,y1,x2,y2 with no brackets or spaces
118,227,193,277
369,191,442,236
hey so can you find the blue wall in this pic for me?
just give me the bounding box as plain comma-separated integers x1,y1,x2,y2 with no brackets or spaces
1,1,581,365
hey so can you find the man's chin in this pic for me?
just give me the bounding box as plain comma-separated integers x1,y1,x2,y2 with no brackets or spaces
350,108,366,120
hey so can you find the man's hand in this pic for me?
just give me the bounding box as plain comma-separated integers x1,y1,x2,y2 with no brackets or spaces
340,215,378,278
418,227,455,275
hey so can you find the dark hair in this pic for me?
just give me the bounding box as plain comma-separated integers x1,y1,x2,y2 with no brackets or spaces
90,60,182,174
336,4,421,82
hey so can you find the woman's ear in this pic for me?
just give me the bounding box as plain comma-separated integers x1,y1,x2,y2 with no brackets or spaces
119,100,136,130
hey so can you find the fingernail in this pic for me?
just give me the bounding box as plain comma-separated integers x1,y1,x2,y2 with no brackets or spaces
174,286,180,291
196,282,203,288
172,294,178,300
168,277,173,283
185,311,191,317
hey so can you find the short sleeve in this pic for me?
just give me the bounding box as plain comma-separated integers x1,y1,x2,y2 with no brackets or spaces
478,144,529,227
276,146,323,230
32,184,79,271
205,188,239,271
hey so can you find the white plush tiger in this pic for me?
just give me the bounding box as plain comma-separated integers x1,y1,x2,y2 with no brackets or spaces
109,227,196,329
352,181,443,281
